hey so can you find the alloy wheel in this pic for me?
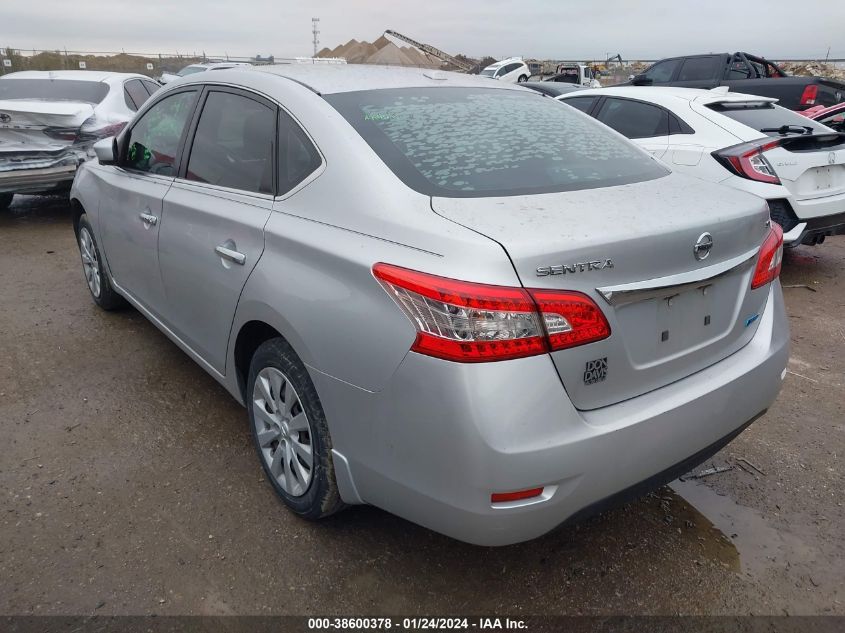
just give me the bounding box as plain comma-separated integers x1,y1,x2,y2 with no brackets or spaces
79,227,101,298
252,367,314,497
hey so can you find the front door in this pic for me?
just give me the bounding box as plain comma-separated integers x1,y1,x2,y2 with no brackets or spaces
157,88,277,372
98,89,198,313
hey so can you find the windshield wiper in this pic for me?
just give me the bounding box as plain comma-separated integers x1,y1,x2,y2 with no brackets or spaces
760,125,814,135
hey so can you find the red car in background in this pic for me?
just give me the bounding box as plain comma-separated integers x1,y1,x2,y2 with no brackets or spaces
801,102,845,131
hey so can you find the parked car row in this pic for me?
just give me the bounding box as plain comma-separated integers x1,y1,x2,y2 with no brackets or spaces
67,66,789,546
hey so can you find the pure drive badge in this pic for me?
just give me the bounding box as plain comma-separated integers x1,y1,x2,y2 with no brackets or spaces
584,358,608,385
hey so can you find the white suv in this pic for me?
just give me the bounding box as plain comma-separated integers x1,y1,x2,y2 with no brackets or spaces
480,57,530,83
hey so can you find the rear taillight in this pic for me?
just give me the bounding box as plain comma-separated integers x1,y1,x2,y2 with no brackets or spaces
751,223,784,290
77,117,127,143
799,84,819,106
372,263,611,363
712,139,782,185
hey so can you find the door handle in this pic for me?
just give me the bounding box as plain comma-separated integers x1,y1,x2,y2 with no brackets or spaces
215,244,246,265
139,212,158,226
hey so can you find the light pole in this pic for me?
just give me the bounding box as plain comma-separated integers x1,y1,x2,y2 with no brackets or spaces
312,18,320,57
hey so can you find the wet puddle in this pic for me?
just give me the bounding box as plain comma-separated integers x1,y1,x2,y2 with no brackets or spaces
668,479,820,578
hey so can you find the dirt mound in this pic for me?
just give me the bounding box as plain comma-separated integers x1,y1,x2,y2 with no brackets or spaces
316,47,333,58
372,35,391,50
780,61,845,80
365,42,417,66
344,41,378,63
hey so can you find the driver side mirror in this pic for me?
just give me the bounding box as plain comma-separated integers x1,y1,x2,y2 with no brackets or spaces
93,137,118,166
631,74,653,86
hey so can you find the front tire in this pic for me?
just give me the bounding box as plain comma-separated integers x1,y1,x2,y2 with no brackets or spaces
247,338,344,520
518,75,529,83
0,192,12,211
76,214,126,310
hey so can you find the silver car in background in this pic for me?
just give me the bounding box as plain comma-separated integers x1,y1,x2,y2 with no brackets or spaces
0,70,160,211
70,66,789,545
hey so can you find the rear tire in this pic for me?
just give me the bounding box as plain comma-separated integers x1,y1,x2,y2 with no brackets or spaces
247,338,345,520
0,193,12,211
76,214,126,310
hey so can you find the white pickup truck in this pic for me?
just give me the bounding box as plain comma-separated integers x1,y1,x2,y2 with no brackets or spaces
547,63,602,88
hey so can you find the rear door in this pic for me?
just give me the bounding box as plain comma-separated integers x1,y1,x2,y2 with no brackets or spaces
593,97,670,157
98,88,198,313
157,86,277,372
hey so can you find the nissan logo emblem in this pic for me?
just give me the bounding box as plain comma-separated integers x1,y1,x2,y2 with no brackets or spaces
829,152,837,166
693,232,714,261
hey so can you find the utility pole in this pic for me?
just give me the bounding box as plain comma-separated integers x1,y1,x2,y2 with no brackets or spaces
312,17,320,57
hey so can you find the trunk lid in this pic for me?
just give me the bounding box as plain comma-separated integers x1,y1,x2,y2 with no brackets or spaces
0,100,95,151
432,173,771,410
763,133,845,201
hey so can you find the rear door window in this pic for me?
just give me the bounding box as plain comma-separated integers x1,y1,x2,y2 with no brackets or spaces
561,95,597,113
595,98,670,139
124,90,197,175
677,57,719,81
642,59,681,83
124,79,152,111
141,80,161,97
707,102,832,136
325,87,667,198
185,90,276,195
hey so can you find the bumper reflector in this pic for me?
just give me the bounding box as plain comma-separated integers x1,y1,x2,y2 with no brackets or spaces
491,487,544,503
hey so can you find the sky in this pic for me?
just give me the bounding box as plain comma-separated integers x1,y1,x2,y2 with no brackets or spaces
3,0,844,61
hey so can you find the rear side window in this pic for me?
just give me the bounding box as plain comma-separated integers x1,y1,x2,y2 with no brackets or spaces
124,79,151,111
185,91,276,194
562,95,597,112
124,91,197,175
643,59,680,83
677,57,719,81
595,98,669,139
326,87,667,198
278,110,321,194
0,78,109,103
707,102,833,136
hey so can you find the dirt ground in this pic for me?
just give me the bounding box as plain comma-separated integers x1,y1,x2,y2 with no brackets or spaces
0,195,843,616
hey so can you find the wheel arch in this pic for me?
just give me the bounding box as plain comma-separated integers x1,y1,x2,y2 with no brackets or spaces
70,197,86,236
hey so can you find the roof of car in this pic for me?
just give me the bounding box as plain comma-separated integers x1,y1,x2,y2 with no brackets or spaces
240,64,526,95
558,85,778,106
0,70,148,82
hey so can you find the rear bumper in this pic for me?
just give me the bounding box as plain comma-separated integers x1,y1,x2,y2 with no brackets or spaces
0,152,85,194
769,198,845,246
316,283,789,546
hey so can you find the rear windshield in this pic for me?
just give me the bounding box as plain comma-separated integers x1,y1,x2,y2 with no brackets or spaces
0,78,108,104
708,102,833,136
326,87,668,198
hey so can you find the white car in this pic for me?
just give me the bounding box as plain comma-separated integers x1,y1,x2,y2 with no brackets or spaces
479,57,531,83
558,86,845,247
159,62,251,85
0,70,160,210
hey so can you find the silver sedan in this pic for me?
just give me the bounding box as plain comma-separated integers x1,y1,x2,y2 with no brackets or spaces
70,65,789,545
